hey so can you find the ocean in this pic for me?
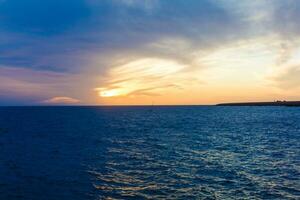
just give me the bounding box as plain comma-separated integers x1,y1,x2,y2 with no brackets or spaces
0,106,299,199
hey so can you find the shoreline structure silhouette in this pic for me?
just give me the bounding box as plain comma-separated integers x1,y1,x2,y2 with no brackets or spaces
217,101,300,107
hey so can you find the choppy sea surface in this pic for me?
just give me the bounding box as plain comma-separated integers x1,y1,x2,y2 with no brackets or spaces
0,106,299,200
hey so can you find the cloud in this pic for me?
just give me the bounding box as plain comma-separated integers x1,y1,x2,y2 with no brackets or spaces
1,0,300,104
0,66,68,93
42,96,80,104
0,0,242,72
115,0,158,11
271,65,300,90
270,0,300,38
95,58,200,100
0,66,83,105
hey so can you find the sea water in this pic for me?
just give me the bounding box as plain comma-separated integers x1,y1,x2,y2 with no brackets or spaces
0,106,299,199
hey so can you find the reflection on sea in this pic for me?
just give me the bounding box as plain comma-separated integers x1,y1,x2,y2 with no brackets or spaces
85,107,300,199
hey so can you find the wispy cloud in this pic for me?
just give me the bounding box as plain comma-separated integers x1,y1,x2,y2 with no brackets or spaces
42,96,80,104
95,58,200,99
0,66,81,104
271,65,300,90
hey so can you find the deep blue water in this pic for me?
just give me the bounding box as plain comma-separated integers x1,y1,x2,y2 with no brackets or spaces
0,106,299,199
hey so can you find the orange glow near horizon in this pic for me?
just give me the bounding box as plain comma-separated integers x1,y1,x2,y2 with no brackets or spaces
92,36,300,105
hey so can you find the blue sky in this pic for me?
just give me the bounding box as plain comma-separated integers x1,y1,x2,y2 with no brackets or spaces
1,0,300,105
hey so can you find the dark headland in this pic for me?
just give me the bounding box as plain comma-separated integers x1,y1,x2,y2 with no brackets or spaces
217,101,300,107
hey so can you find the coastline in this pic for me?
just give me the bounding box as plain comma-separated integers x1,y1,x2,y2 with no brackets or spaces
217,101,300,107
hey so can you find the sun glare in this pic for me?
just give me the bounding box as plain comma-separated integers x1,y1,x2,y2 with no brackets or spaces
99,89,121,97
94,87,123,97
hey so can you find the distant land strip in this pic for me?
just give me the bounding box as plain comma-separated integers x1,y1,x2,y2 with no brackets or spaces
216,101,300,107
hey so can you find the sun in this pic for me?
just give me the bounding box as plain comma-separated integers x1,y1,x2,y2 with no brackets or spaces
95,88,124,97
99,90,120,97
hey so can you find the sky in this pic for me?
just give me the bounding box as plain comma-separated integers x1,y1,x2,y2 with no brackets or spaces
1,0,300,105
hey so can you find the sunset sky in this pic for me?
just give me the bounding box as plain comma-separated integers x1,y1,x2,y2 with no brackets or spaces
1,0,300,105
